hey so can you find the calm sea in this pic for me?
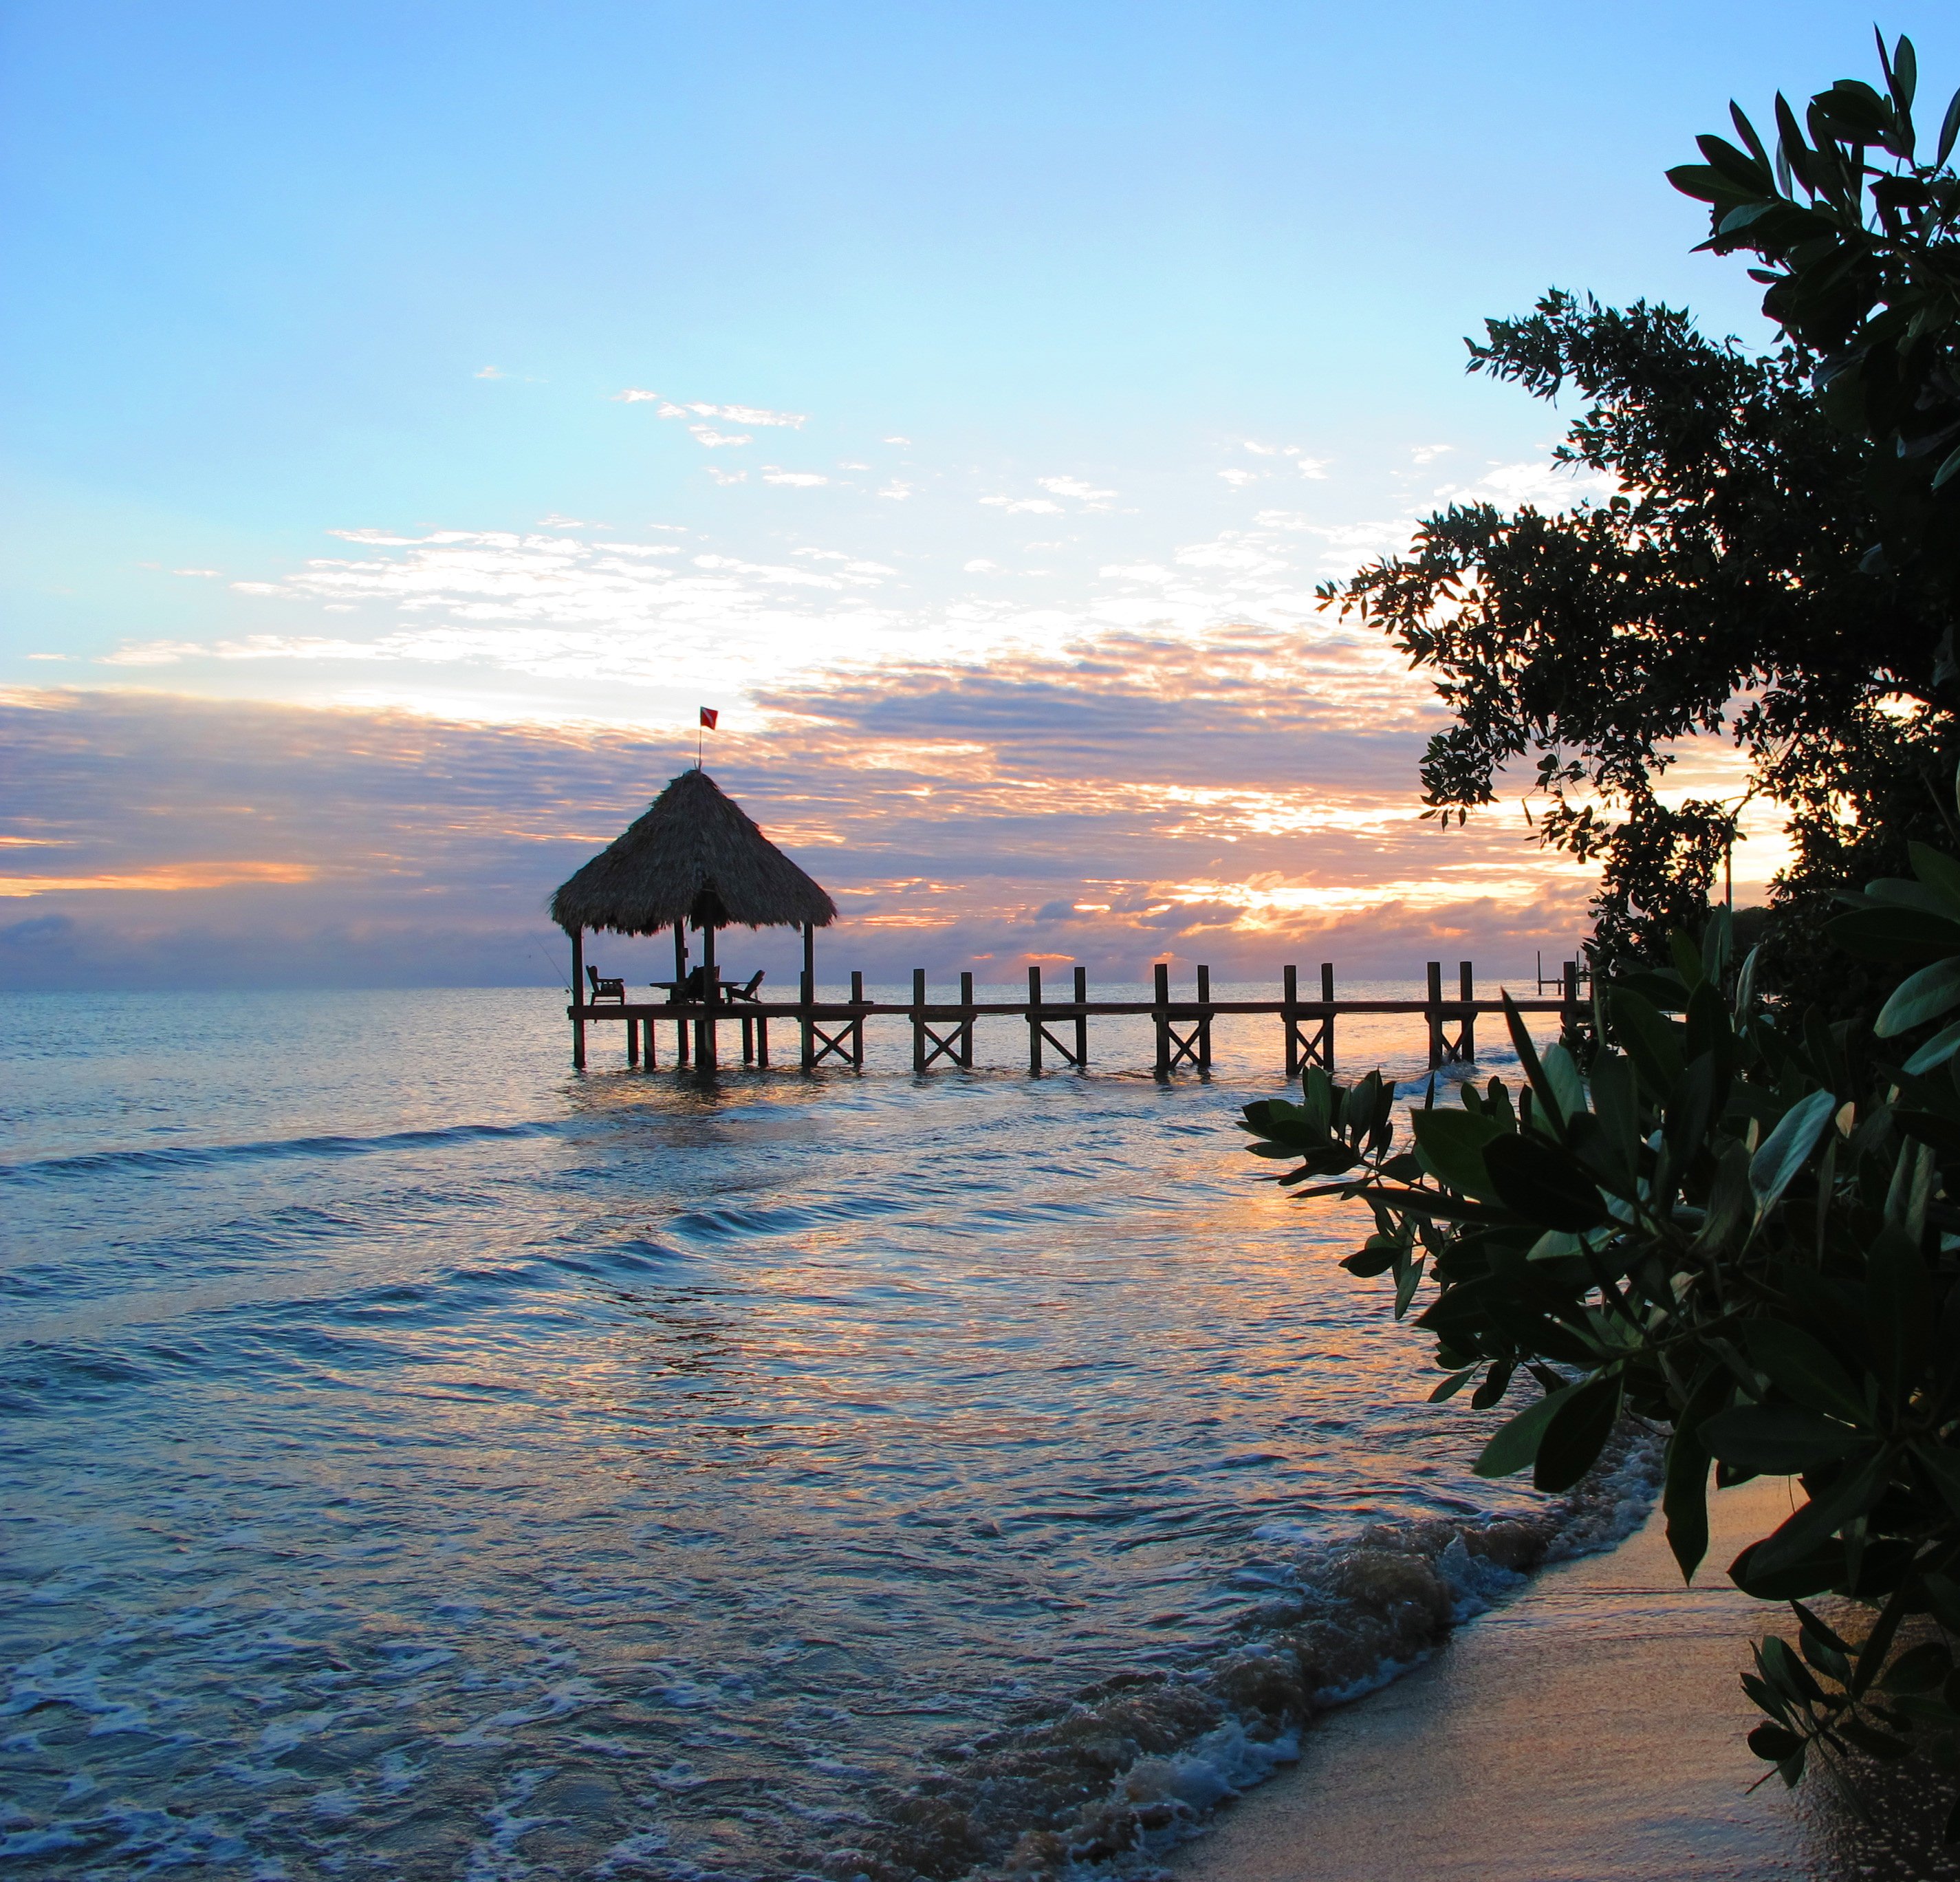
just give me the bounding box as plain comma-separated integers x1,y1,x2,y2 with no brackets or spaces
0,985,1605,1880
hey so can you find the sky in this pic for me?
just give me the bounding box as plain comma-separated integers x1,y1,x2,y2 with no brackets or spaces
3,1,1949,991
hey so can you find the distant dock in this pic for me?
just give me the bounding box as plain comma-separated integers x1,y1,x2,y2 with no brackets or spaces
567,958,1585,1078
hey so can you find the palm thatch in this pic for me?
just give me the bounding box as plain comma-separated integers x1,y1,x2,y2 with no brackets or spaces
550,769,837,935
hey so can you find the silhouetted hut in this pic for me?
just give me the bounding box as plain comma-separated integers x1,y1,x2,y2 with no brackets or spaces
551,768,836,1068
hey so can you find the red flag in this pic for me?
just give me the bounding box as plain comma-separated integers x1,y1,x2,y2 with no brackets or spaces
699,706,719,730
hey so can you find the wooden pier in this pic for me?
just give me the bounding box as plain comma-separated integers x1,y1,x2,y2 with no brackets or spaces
568,958,1583,1078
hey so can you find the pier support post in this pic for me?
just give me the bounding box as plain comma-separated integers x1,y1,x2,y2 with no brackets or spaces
1459,960,1477,1061
1028,965,1044,1074
1153,961,1170,1076
1426,961,1475,1067
959,972,975,1068
627,1014,640,1068
1283,965,1298,1076
569,927,587,1070
1562,959,1582,1050
800,922,816,1071
1195,965,1214,1069
913,967,928,1073
851,971,866,1069
1074,965,1088,1068
1426,961,1444,1069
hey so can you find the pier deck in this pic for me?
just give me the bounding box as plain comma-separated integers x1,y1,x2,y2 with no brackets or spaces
567,958,1586,1077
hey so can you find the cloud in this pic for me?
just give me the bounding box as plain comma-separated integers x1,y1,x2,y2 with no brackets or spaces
1217,469,1259,488
1036,476,1115,508
475,366,508,380
172,567,224,578
761,469,829,487
1411,443,1452,464
963,559,999,573
0,651,1615,990
1294,458,1331,479
878,481,914,501
883,435,911,445
689,426,752,448
614,391,807,428
706,468,748,485
980,495,1063,515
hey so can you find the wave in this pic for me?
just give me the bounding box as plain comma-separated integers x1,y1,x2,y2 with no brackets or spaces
825,1428,1663,1882
0,1118,568,1183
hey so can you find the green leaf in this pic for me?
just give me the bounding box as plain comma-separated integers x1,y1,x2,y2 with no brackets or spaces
1939,83,1960,166
1472,1378,1584,1479
1607,986,1685,1094
1935,442,1960,493
1882,1642,1951,1696
1908,843,1960,916
1825,905,1960,962
1534,1373,1622,1492
1701,1404,1862,1475
1409,1108,1506,1200
1482,1134,1611,1231
1538,1043,1587,1125
1743,1322,1865,1423
1749,1089,1838,1214
1904,1019,1960,1075
1748,1721,1805,1762
1746,1449,1888,1579
1877,957,1960,1037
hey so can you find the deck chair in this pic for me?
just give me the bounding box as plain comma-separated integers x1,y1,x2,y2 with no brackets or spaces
728,969,766,1003
586,965,627,1004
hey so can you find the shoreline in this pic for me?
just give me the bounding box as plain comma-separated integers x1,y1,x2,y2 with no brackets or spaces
1167,1475,1959,1881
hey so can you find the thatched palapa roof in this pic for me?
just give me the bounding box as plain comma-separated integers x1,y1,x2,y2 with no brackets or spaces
550,769,837,935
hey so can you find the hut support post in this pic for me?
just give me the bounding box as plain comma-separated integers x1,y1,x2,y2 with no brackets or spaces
1074,966,1088,1068
697,922,719,1070
674,922,690,1067
627,1014,639,1068
756,1017,769,1068
569,928,587,1070
741,1015,754,1065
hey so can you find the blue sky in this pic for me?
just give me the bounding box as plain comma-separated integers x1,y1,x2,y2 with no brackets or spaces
1,3,1950,984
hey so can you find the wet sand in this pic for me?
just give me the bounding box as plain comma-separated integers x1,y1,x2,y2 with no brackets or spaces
1173,1477,1959,1881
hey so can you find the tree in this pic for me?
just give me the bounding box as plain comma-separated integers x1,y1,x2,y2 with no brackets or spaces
1319,32,1960,995
1242,846,1960,1826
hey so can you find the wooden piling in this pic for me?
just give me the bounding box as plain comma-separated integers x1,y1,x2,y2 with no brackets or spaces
1195,964,1214,1068
1153,961,1171,1076
959,972,975,1068
697,921,719,1070
850,971,866,1068
1459,960,1477,1061
627,1014,640,1068
1426,961,1444,1068
913,967,929,1073
800,922,816,1071
569,927,587,1070
674,921,690,1068
1027,965,1045,1073
1074,965,1089,1067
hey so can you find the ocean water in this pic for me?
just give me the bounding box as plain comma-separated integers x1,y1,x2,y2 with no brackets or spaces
0,985,1620,1881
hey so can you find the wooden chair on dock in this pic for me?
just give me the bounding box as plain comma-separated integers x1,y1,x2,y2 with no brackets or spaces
728,969,765,1003
586,966,627,1004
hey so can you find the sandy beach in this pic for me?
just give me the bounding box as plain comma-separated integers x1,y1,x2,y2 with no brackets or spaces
1173,1476,1960,1882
